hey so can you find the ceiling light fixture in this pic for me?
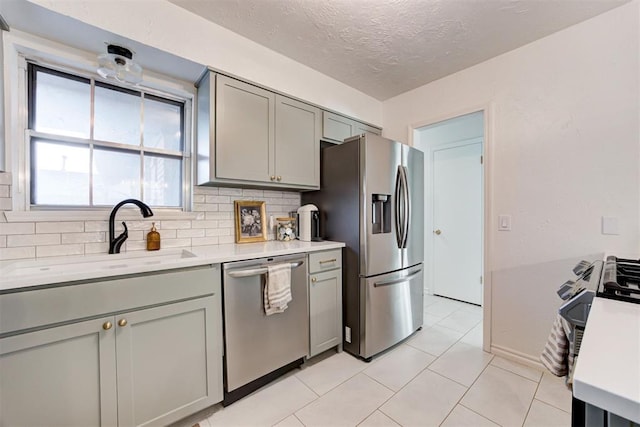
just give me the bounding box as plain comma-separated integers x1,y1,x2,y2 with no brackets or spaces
97,44,143,85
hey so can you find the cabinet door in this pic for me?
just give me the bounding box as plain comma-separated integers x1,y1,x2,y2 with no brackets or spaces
322,111,354,143
116,297,221,427
216,75,275,183
275,95,320,187
0,317,118,427
353,121,382,136
309,269,343,357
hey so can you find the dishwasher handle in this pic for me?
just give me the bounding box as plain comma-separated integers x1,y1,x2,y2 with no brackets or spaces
226,260,304,278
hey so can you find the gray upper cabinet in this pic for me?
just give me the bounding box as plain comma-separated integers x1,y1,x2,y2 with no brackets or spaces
197,72,320,189
275,95,320,187
216,75,275,183
322,111,382,143
322,111,355,143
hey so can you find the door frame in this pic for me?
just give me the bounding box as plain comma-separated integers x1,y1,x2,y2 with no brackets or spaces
408,103,494,353
430,137,484,304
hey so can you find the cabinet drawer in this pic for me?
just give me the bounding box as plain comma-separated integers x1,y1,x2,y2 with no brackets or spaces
0,265,219,336
308,249,342,274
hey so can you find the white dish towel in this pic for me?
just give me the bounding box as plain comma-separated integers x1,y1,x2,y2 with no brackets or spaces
264,263,292,316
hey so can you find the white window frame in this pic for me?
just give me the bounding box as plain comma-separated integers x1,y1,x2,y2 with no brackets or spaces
3,30,196,221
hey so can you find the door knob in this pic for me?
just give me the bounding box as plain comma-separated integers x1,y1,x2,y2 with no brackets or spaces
102,321,113,330
118,319,128,327
434,229,442,235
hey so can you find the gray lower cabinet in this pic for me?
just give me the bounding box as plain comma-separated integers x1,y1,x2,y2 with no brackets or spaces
322,111,381,144
197,72,320,189
0,316,118,427
308,250,343,358
0,266,223,427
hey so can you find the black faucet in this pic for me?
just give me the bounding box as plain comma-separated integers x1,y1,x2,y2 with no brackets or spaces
108,198,154,254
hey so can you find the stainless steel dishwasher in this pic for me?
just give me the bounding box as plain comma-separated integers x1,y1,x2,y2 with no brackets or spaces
222,253,308,405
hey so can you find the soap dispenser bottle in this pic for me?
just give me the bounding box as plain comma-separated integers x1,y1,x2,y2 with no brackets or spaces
146,222,160,251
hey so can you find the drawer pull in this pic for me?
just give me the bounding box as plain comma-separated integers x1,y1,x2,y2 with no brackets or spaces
118,319,128,327
102,321,113,331
319,259,337,264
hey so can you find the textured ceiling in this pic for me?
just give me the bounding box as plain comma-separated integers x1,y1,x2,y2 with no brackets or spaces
169,0,629,100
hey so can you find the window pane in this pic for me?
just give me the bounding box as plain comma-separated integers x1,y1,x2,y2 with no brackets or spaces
144,155,182,207
94,85,141,146
144,97,183,151
93,148,140,205
31,140,89,205
33,71,90,138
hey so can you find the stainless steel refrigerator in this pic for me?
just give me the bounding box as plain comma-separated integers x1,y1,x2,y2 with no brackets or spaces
303,133,424,360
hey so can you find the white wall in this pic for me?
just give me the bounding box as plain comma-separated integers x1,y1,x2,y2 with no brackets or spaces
27,0,382,126
383,2,640,362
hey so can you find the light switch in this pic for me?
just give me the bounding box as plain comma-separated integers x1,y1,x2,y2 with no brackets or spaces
498,215,511,231
602,216,619,235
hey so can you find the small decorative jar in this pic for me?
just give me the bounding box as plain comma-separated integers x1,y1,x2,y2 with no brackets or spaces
276,217,296,241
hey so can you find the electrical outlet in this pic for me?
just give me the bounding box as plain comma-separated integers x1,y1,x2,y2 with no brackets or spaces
345,326,351,343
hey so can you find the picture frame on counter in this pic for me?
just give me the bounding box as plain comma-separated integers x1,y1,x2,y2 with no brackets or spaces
234,200,267,243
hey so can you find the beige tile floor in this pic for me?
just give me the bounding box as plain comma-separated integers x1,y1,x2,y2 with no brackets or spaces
195,295,571,427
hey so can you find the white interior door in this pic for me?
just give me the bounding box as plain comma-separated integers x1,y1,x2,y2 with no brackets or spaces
432,141,483,305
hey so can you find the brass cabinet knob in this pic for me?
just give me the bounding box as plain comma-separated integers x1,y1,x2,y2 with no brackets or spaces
311,277,317,283
118,319,128,327
276,176,282,181
434,229,442,235
102,321,113,330
270,176,276,181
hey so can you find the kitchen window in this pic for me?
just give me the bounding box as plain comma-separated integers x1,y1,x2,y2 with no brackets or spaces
27,64,188,209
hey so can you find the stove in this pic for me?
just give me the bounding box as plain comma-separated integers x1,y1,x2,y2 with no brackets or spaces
599,256,640,304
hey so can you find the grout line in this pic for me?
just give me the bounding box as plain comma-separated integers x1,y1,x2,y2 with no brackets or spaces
522,377,544,426
489,361,543,383
457,403,502,426
531,397,571,414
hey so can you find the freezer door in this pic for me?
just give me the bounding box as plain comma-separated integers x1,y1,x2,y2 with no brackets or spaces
402,144,424,268
362,265,424,358
361,134,403,277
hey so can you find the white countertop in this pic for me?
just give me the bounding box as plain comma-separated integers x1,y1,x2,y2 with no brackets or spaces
573,297,640,423
0,240,345,292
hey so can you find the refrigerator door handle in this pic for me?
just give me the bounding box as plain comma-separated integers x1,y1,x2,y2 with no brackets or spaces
394,166,403,248
400,165,410,248
373,270,422,287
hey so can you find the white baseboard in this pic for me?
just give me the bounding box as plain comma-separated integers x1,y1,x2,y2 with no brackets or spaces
490,344,546,372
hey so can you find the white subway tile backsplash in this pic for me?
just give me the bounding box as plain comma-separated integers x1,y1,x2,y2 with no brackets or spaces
161,238,192,248
8,234,60,247
0,246,36,260
37,244,83,258
0,184,301,262
61,232,105,244
36,222,84,234
206,195,230,204
206,212,232,220
85,242,110,254
218,188,242,196
194,203,218,212
192,220,219,229
206,228,232,237
191,236,219,246
84,221,109,232
195,186,218,195
0,172,11,185
177,228,205,238
0,223,35,235
160,220,191,230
